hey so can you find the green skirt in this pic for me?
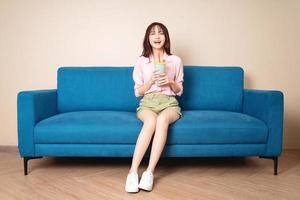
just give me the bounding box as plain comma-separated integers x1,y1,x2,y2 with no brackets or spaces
136,93,182,118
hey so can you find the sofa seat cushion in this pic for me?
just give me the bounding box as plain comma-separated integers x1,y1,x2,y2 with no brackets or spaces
34,110,268,144
169,110,268,144
34,111,141,144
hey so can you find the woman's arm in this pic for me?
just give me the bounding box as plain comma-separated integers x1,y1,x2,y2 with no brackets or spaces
169,81,181,94
136,70,162,96
136,80,154,96
157,56,184,96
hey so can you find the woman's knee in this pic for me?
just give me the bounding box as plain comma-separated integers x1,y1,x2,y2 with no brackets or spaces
156,114,170,126
157,109,179,126
138,110,157,127
144,116,157,129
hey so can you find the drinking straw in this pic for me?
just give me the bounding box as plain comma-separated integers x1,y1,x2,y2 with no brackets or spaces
158,52,161,63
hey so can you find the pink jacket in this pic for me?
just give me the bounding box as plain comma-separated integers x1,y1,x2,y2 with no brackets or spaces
132,53,184,97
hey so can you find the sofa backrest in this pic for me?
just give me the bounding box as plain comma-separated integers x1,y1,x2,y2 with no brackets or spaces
57,66,244,113
57,67,140,113
177,66,244,112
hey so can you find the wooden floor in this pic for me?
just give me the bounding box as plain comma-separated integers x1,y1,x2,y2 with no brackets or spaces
0,148,300,200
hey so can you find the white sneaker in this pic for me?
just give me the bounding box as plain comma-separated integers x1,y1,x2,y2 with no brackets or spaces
125,171,139,193
138,170,154,191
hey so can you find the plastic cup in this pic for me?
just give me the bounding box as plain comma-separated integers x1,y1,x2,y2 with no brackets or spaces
154,61,165,85
154,62,165,73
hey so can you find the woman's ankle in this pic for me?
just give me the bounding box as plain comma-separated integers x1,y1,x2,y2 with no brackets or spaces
129,168,138,174
146,168,154,174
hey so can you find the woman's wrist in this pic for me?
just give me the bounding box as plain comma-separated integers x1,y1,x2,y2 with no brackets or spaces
169,80,175,86
148,79,155,86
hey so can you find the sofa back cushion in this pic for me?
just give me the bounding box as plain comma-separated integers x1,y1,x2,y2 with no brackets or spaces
177,66,244,112
57,67,139,113
57,66,244,113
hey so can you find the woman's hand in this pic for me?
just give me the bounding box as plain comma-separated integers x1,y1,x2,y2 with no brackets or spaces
156,72,174,87
149,70,162,85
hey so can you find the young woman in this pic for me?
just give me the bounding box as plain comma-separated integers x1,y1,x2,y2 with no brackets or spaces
125,22,184,193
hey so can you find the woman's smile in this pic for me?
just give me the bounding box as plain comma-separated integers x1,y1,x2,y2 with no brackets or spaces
149,25,166,49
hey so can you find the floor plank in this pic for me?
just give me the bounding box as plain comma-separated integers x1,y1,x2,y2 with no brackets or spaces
0,148,299,199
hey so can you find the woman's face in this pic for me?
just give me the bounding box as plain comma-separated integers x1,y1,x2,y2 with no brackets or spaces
149,25,166,50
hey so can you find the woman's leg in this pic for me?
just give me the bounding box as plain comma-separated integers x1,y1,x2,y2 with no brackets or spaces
129,109,158,173
146,107,180,173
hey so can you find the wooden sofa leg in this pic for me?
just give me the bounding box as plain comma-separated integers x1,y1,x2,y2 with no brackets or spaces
259,156,278,175
24,157,43,175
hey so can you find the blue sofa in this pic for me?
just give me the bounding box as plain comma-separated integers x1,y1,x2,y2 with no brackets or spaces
17,66,284,175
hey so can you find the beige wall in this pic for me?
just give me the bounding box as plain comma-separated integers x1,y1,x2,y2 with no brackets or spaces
1,0,299,149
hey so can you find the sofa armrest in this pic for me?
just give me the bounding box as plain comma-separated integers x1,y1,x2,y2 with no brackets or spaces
243,89,284,156
17,89,57,157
